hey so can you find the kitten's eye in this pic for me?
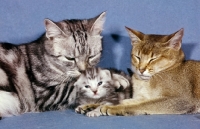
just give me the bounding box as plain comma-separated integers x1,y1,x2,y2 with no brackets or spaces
65,56,75,61
85,85,90,88
97,81,102,86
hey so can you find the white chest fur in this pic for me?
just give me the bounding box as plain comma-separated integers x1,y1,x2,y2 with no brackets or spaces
120,75,161,105
132,75,152,100
132,74,162,100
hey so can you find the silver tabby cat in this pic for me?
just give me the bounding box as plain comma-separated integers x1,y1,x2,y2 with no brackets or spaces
74,67,131,117
0,12,106,118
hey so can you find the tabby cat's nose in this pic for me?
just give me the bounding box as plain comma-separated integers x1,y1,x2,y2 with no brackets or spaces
77,63,87,72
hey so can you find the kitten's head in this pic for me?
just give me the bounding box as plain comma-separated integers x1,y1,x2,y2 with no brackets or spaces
74,67,113,99
43,12,106,78
126,27,184,80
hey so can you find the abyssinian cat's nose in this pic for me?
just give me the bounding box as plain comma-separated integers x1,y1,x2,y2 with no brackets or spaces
139,69,145,74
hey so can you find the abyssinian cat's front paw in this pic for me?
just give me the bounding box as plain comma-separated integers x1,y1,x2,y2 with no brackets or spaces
100,105,130,116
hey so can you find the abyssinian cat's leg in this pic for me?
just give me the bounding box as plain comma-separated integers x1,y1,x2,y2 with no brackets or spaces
100,98,196,116
0,91,21,117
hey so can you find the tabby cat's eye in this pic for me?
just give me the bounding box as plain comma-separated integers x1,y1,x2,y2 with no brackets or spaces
65,56,75,61
97,81,102,86
85,85,90,88
88,55,96,60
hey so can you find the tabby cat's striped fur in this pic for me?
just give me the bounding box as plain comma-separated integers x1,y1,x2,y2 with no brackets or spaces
0,12,106,118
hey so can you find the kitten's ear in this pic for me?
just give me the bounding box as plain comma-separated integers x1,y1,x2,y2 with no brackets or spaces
90,12,106,35
125,27,143,45
112,74,130,89
44,19,65,39
167,28,184,50
100,69,111,79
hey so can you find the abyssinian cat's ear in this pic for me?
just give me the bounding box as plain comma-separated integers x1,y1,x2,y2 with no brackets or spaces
44,19,66,40
112,74,130,89
167,28,184,50
90,12,106,35
125,27,144,45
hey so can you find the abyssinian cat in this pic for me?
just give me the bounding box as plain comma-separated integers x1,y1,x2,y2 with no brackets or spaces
98,27,200,116
0,12,106,118
74,67,131,117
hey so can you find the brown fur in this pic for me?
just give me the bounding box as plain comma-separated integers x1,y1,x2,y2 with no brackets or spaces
99,27,200,116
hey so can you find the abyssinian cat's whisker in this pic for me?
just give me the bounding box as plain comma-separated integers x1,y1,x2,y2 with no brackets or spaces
152,73,164,80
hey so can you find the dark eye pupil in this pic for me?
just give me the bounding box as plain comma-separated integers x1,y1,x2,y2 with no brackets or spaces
85,85,89,88
98,81,102,86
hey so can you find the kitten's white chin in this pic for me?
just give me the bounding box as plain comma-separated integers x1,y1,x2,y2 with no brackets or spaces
92,94,101,99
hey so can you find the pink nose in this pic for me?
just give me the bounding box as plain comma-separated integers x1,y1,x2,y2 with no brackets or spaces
139,69,145,74
93,90,97,94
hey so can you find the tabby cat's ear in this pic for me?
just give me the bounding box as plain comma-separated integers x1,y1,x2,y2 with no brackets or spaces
90,12,106,35
125,27,144,45
167,28,184,50
44,19,65,40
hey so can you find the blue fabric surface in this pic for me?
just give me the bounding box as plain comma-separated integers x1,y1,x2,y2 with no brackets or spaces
0,0,200,128
0,110,200,129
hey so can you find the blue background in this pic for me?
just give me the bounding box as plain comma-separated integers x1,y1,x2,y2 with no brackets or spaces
0,0,200,129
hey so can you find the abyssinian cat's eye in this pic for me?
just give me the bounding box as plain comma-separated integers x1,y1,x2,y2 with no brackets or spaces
98,27,200,116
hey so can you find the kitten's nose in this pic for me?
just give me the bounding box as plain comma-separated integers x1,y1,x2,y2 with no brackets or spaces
93,90,97,94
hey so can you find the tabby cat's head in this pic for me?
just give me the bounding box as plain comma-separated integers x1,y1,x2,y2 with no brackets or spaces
126,27,184,80
43,12,106,78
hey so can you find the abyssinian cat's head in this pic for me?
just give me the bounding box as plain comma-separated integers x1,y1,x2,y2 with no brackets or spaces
126,27,185,80
43,12,106,78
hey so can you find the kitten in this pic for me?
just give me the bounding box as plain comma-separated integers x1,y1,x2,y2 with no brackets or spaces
74,67,131,117
99,27,200,116
0,12,106,118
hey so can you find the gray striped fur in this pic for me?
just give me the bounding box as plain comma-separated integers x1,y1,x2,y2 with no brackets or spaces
0,12,105,117
74,67,132,107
